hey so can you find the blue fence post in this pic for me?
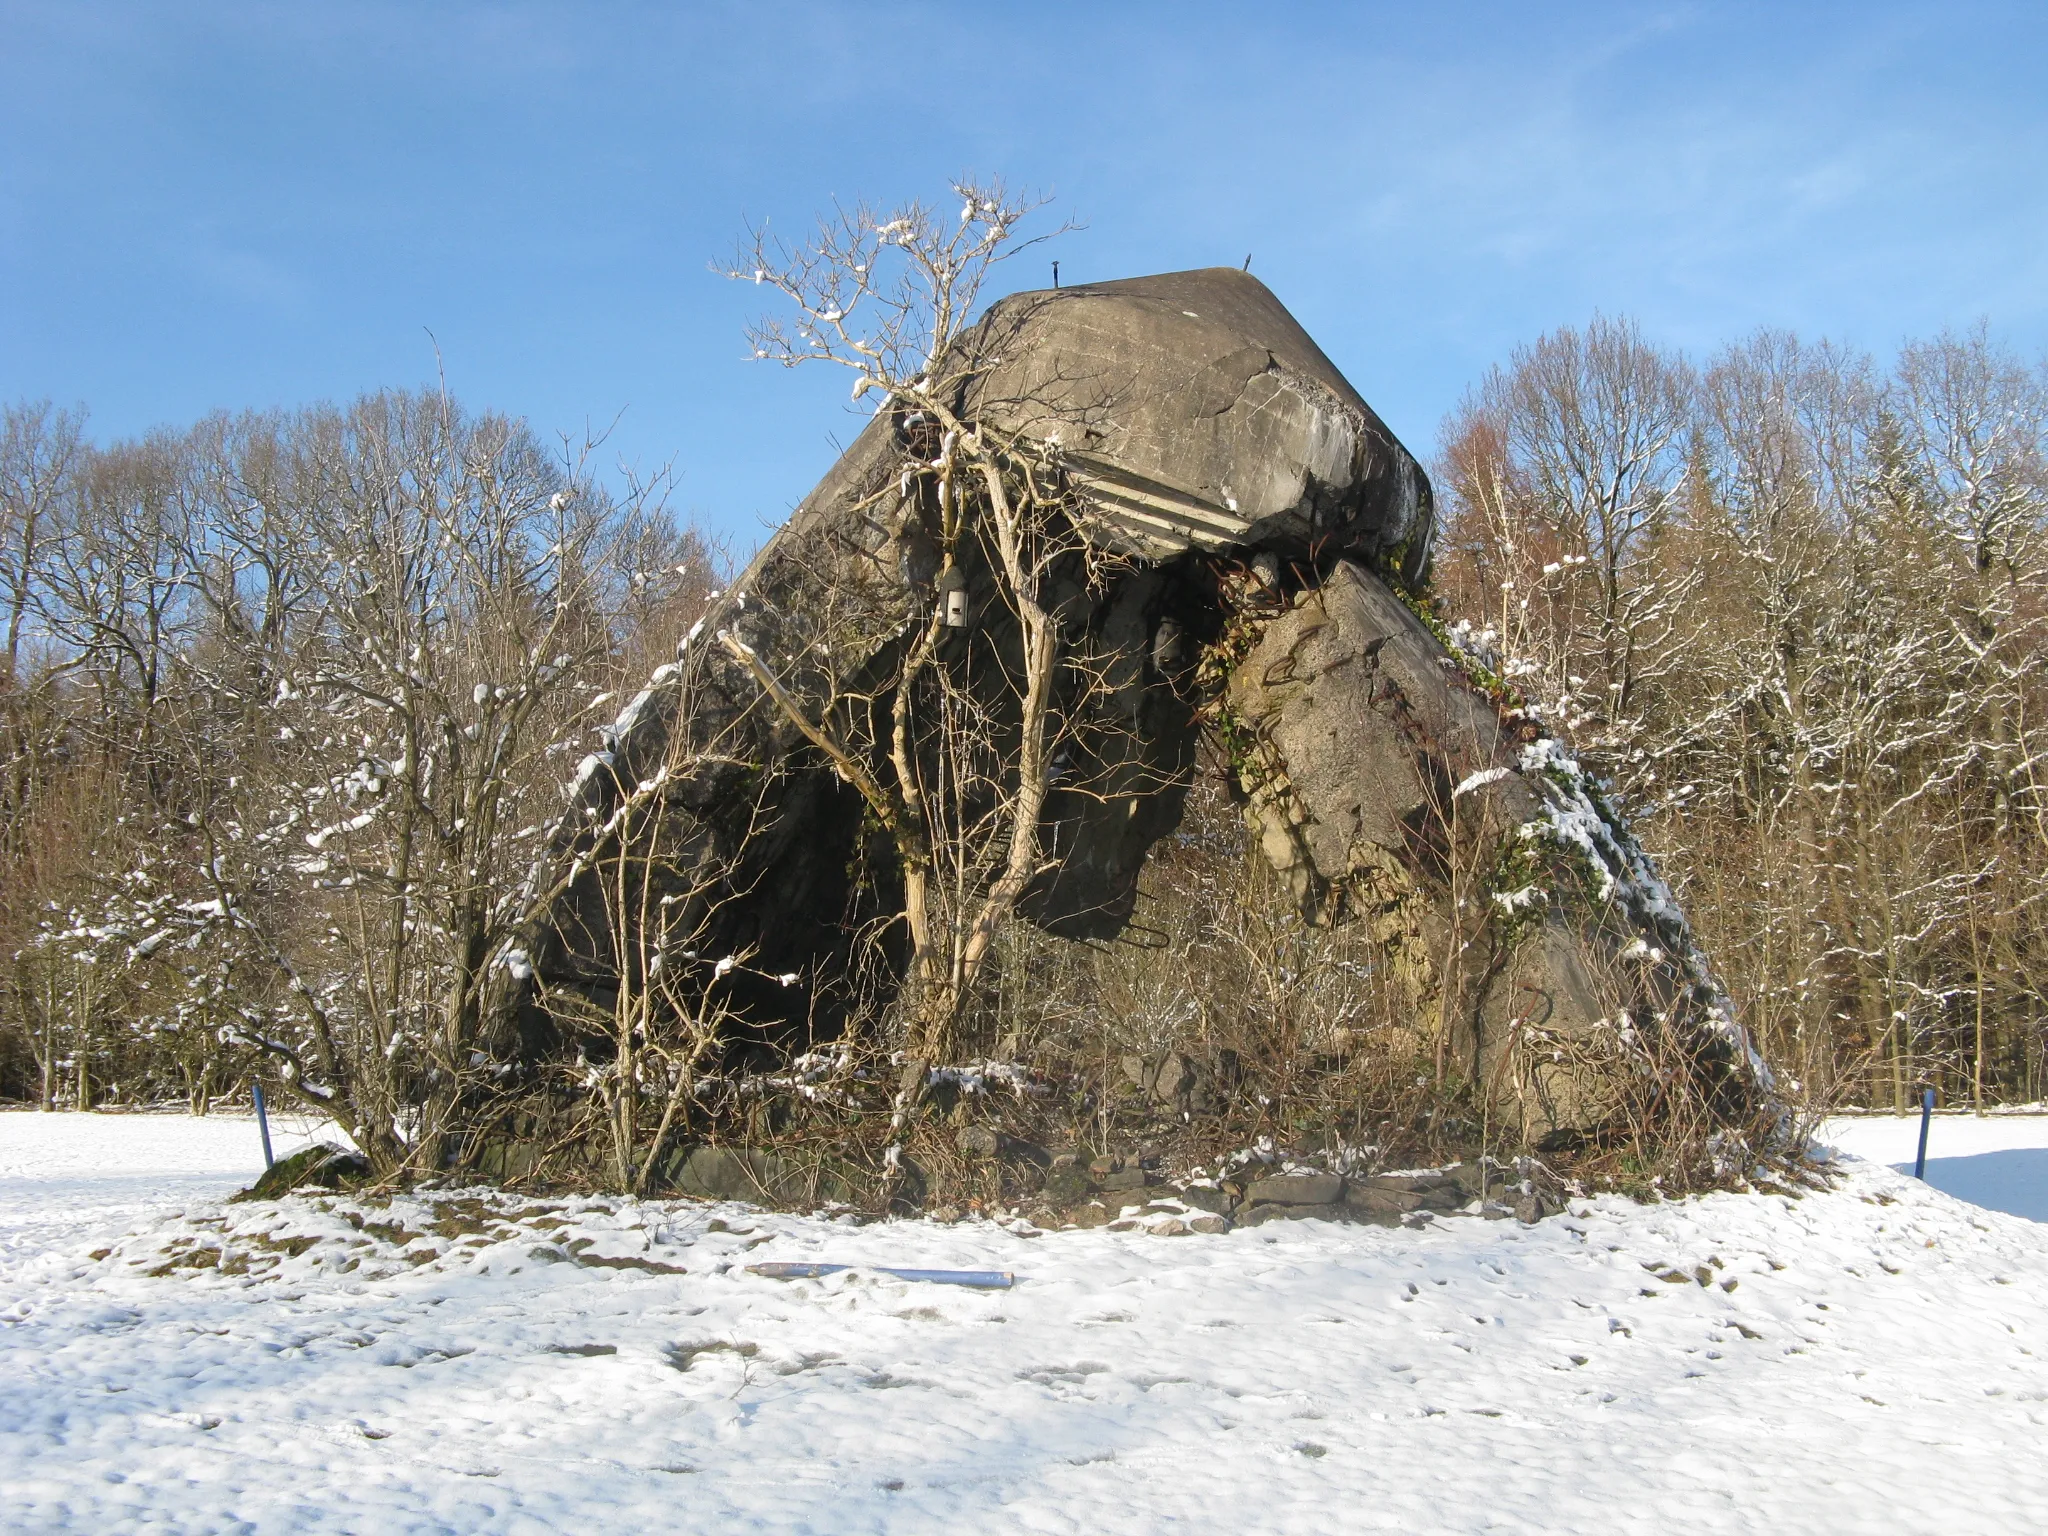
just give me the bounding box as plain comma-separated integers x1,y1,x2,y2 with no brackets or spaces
253,1082,275,1169
1913,1085,1935,1180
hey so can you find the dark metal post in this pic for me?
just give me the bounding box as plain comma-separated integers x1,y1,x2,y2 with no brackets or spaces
1913,1085,1934,1180
253,1082,275,1169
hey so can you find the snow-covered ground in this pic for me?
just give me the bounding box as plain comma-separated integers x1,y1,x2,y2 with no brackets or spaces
0,1108,336,1272
1820,1111,2048,1223
4,1111,2047,1532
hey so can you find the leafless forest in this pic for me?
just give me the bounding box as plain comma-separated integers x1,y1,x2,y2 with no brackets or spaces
2,315,2042,1131
0,394,719,1139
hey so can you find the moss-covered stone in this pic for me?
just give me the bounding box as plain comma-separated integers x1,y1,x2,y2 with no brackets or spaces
230,1143,371,1203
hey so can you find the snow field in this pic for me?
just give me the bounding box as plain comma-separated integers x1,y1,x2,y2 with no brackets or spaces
1821,1112,2048,1223
0,1109,339,1270
2,1114,2046,1532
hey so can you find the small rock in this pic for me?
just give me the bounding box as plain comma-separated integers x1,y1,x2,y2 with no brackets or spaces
1241,1201,1346,1226
1067,1202,1111,1230
671,1145,807,1205
1002,1136,1052,1169
1345,1185,1424,1216
1188,1214,1231,1235
1442,1163,1488,1198
1515,1193,1555,1225
1362,1172,1446,1195
1122,1050,1204,1108
1148,1219,1190,1237
957,1126,1049,1167
1357,1173,1464,1211
1340,1201,1405,1229
1096,1168,1152,1193
1043,1165,1096,1205
1245,1173,1344,1207
958,1126,1001,1158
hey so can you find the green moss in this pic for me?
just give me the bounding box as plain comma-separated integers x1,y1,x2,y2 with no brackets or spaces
1207,699,1260,784
1191,599,1287,795
1365,530,1433,602
230,1143,371,1203
1484,833,1551,947
1388,586,1525,715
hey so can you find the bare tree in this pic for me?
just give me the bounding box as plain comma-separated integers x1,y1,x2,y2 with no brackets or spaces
158,394,688,1173
1440,316,1697,761
717,182,1124,1129
0,402,83,684
534,677,791,1191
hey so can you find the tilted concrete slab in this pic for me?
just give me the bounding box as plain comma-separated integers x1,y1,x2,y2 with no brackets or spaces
967,268,1433,578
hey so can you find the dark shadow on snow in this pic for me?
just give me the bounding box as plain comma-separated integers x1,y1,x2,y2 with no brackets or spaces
1893,1149,2048,1223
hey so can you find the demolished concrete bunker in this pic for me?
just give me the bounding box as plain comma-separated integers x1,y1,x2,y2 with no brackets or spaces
526,267,1760,1143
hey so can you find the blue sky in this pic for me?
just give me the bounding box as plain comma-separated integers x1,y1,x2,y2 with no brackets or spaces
4,2,2044,551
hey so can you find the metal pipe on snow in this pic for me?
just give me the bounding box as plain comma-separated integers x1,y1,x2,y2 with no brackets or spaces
749,1262,1013,1290
1914,1086,1935,1180
253,1083,275,1170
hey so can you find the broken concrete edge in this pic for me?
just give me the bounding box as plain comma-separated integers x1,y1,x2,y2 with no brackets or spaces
1399,579,1773,1101
963,268,1436,580
1222,561,1778,1133
1510,736,1774,1092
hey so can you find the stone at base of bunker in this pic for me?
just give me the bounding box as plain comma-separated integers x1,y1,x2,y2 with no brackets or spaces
1042,1160,1098,1207
957,1125,1052,1168
232,1144,372,1203
1239,1201,1346,1226
470,1138,540,1184
1244,1172,1344,1207
1175,1184,1235,1217
1040,1165,1496,1231
656,1145,857,1207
